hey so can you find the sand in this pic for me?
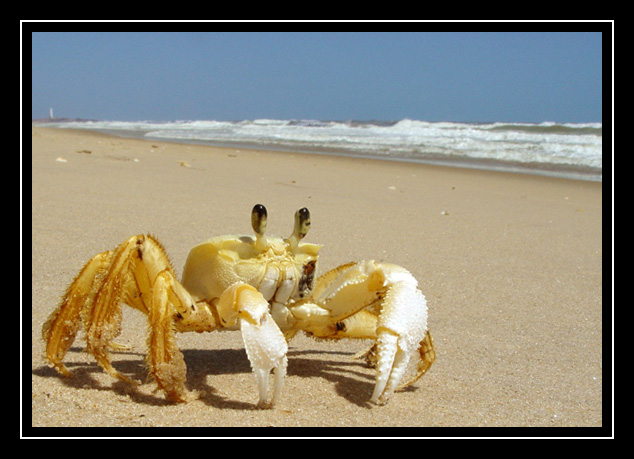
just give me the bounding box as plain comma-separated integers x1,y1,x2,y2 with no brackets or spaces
29,126,605,431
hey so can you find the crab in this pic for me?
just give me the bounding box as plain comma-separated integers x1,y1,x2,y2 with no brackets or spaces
42,204,435,408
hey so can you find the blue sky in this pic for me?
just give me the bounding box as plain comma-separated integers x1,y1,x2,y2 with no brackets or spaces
31,32,603,123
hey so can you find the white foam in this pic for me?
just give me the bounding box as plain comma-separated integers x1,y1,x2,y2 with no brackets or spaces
45,118,603,179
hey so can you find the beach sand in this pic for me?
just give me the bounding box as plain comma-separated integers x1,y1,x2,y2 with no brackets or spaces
30,126,604,430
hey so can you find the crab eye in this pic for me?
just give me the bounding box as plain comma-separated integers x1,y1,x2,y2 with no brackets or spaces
251,204,267,236
251,204,269,250
287,207,311,253
295,207,311,239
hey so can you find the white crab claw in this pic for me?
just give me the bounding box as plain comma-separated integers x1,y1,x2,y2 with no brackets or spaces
217,283,288,408
370,271,428,405
240,313,288,408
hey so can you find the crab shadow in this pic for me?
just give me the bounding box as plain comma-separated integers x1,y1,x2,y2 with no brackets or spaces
33,347,178,407
33,345,400,409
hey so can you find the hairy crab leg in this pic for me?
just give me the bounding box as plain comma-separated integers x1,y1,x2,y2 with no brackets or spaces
43,234,219,402
148,270,192,402
42,250,113,377
87,236,217,399
84,236,145,384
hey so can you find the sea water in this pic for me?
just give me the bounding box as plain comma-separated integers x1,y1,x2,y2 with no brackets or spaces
39,119,603,181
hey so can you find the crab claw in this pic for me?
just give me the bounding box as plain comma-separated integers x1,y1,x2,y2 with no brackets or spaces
241,313,288,408
217,283,288,408
370,267,428,405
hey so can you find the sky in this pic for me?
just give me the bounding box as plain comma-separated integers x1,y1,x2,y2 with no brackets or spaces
30,31,603,124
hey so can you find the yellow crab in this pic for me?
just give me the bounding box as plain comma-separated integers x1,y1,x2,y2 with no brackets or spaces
42,204,435,408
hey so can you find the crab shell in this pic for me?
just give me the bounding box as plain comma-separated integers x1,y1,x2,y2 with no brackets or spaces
181,235,322,310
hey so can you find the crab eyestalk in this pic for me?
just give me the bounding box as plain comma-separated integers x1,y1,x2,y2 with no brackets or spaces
251,204,268,250
288,207,310,252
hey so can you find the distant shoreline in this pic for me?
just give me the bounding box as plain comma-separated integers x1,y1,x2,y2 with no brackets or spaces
32,118,98,124
31,119,603,183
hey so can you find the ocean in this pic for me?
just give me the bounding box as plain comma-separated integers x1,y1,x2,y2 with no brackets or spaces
37,119,603,182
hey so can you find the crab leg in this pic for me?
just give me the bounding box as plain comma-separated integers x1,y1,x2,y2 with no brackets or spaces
42,250,113,377
86,236,217,400
216,283,288,408
84,236,145,384
148,270,212,402
42,234,219,402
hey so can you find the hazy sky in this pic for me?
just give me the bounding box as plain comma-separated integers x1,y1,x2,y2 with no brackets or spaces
31,31,603,123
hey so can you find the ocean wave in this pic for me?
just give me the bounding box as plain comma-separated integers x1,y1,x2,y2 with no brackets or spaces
40,118,603,180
